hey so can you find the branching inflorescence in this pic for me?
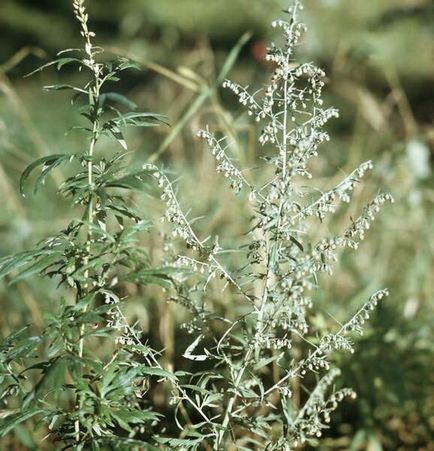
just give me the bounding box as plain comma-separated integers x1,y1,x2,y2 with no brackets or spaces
0,0,393,450
145,0,393,449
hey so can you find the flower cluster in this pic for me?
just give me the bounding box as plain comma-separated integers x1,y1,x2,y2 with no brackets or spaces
345,193,395,241
72,0,98,71
282,161,374,229
317,289,390,357
143,164,201,250
255,334,292,350
290,369,356,445
342,289,389,335
222,80,262,118
197,129,247,194
174,255,210,274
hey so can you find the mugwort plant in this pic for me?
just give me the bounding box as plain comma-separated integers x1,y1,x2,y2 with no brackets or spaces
0,0,393,449
0,0,182,448
143,0,393,448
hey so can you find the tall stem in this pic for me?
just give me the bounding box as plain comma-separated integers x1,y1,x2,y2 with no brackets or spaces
77,116,98,357
73,5,101,435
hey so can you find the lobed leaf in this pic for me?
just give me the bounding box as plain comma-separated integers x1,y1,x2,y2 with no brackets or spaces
0,409,46,437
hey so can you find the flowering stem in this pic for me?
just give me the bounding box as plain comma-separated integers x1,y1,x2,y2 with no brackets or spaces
73,0,101,441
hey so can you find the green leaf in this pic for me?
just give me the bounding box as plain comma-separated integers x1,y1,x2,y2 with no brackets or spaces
25,57,81,77
43,84,87,94
99,92,137,110
181,384,212,396
20,154,75,196
111,408,160,432
104,123,128,150
139,366,178,382
0,409,46,437
0,250,55,280
22,358,66,408
6,336,41,362
56,57,82,70
108,112,168,129
253,352,284,371
8,252,61,284
100,366,144,399
116,59,141,72
105,203,142,222
105,168,154,190
0,326,30,354
289,235,304,252
83,327,112,339
128,267,182,289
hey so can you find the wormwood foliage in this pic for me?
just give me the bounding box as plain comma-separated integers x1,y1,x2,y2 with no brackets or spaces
0,1,394,450
0,0,175,448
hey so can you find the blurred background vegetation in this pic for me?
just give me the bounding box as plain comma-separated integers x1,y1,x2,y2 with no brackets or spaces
0,0,433,449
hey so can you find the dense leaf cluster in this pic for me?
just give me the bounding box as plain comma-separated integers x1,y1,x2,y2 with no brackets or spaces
0,1,175,448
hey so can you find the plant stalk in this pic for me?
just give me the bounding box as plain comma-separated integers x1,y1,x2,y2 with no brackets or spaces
74,74,100,442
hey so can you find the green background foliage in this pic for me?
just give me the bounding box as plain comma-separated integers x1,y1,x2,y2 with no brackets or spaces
1,0,433,449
